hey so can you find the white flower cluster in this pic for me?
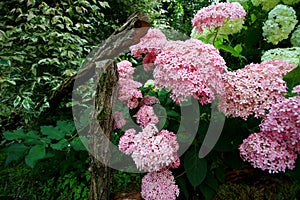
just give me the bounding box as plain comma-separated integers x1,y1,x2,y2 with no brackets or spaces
262,4,298,45
261,47,300,66
251,0,280,11
282,0,300,5
291,25,300,47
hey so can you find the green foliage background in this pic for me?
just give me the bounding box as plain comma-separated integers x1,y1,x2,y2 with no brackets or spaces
1,0,300,199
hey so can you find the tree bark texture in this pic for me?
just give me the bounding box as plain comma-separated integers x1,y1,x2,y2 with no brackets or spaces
82,12,150,200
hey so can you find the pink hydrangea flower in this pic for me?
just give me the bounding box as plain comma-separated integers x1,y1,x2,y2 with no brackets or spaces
117,60,134,79
219,60,296,119
153,39,227,104
117,60,143,109
113,111,126,129
139,96,160,106
135,105,159,127
192,2,246,33
239,132,297,173
260,95,300,153
141,169,180,200
118,128,137,155
130,28,167,71
131,125,180,172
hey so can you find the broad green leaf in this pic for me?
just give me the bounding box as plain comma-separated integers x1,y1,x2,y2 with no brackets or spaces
283,65,300,92
234,44,243,54
51,139,68,150
25,144,46,168
3,143,29,166
40,125,64,140
167,110,181,118
215,167,226,183
205,173,218,192
70,137,87,151
56,120,76,136
3,129,26,140
184,150,207,188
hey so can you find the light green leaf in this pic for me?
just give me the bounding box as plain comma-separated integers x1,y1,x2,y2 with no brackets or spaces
13,95,21,107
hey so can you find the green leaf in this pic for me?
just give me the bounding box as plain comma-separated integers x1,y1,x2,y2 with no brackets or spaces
51,139,68,150
167,110,181,118
184,150,207,188
205,173,218,192
233,44,243,54
56,120,76,136
70,137,87,151
283,65,300,92
215,167,226,183
0,60,11,66
13,95,21,107
25,144,46,168
200,182,216,200
40,125,64,140
22,97,33,110
3,143,29,166
3,129,26,140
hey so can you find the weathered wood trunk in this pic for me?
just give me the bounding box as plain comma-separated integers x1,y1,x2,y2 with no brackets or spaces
89,60,118,200
83,12,149,200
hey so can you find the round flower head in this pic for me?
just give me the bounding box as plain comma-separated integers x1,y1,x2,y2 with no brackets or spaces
192,2,246,35
130,28,167,71
117,60,134,79
251,0,280,11
282,0,300,5
135,105,159,127
118,129,137,155
141,169,180,200
261,47,300,66
154,39,227,104
131,125,179,172
291,25,300,47
260,95,300,153
262,4,298,45
239,132,297,173
219,60,296,119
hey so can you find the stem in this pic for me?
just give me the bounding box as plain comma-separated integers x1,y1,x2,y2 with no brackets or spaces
175,171,186,179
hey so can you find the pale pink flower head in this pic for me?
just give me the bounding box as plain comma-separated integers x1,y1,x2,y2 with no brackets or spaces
135,105,159,127
239,132,297,173
154,39,227,104
131,125,179,172
141,169,180,200
117,60,134,79
260,95,300,153
219,60,296,120
118,129,137,155
117,77,143,109
192,2,246,33
130,28,167,71
113,111,126,129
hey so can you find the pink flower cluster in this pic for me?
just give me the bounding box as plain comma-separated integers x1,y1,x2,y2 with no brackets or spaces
219,60,296,120
130,28,167,71
117,60,143,109
141,169,180,200
239,132,297,173
139,95,160,107
135,105,159,127
292,85,300,94
192,2,246,32
153,39,227,104
239,85,300,173
119,124,180,172
260,95,300,153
